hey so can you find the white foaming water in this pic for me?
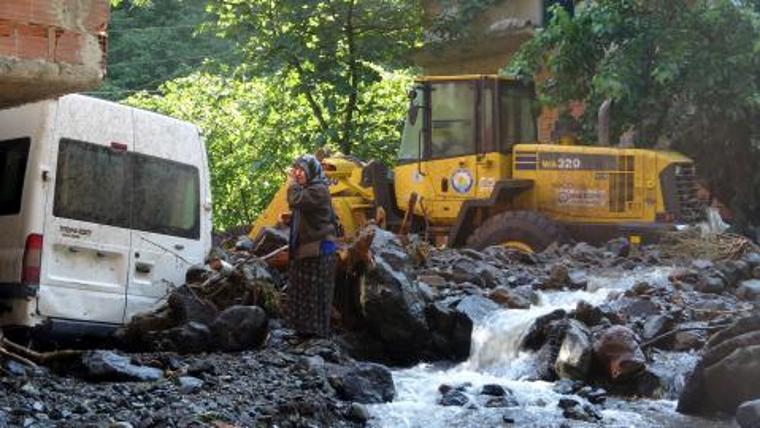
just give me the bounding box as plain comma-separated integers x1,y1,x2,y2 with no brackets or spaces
367,267,731,428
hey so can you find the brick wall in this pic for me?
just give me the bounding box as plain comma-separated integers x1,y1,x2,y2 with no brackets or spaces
0,0,109,108
0,0,108,67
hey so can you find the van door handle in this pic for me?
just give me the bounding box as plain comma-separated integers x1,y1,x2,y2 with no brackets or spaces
135,262,154,274
174,244,184,251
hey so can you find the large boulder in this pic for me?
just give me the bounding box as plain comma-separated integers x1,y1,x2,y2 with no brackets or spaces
358,227,472,364
554,319,593,381
489,286,537,309
737,399,760,428
678,316,760,416
210,305,268,351
326,362,395,404
592,326,646,380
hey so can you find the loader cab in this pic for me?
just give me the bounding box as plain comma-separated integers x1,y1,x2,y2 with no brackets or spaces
395,76,538,225
399,76,537,162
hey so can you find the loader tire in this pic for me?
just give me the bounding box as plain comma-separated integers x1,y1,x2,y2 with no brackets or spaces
465,211,567,253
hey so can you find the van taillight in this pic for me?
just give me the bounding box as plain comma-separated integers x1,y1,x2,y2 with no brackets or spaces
22,234,43,286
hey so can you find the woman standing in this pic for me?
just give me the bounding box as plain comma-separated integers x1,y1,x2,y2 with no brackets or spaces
286,154,337,338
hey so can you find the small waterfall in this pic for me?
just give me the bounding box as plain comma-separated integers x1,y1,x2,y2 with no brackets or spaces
367,267,730,428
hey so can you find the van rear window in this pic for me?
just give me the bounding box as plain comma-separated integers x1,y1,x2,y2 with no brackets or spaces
54,139,200,239
0,138,31,216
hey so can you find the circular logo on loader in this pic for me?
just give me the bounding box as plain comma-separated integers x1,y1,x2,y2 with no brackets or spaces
451,168,474,193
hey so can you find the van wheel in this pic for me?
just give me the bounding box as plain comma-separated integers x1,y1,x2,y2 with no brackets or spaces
465,211,568,253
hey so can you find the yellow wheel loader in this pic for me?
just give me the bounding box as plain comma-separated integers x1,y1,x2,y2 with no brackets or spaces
251,75,703,253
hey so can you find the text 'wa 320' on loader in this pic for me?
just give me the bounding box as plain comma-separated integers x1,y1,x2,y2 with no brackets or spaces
251,75,704,254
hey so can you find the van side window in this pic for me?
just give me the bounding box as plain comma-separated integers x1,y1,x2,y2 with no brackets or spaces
132,154,200,239
0,138,30,216
54,139,132,228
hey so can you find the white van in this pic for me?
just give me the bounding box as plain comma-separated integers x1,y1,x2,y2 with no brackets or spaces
0,95,212,332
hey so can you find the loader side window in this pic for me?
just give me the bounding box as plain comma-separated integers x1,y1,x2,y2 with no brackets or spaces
500,85,537,150
0,138,30,216
54,139,132,228
132,154,200,239
430,82,476,159
399,87,425,162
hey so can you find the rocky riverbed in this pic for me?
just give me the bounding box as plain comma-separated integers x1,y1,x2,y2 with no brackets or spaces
1,226,759,427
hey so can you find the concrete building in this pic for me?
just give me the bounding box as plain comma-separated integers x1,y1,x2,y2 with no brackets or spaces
418,0,576,142
0,0,109,109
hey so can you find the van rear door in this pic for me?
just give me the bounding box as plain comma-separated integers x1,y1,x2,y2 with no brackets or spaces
125,112,205,321
40,97,133,324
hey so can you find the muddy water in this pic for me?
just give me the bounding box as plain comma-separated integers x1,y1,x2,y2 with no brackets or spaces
368,267,734,427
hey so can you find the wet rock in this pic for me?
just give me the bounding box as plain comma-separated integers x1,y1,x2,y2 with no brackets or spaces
610,297,661,319
488,286,536,309
347,403,370,423
484,395,518,408
554,319,592,381
168,285,220,325
592,325,646,380
481,384,508,396
559,397,602,422
455,295,500,323
539,264,580,291
570,243,600,263
577,386,607,404
605,237,631,258
642,315,675,343
737,399,760,428
753,266,760,279
520,309,567,351
153,321,212,353
210,305,268,351
678,316,760,416
327,362,395,404
553,379,584,395
736,279,760,301
439,390,469,407
572,300,605,327
716,260,751,289
178,376,203,394
78,351,163,382
423,303,473,361
625,281,655,297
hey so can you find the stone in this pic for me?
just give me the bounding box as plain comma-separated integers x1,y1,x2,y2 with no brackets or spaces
753,266,760,280
155,321,213,354
424,303,473,361
417,274,446,288
716,260,751,289
737,399,760,428
79,351,163,382
678,316,760,416
540,264,572,290
736,279,760,301
480,384,508,396
570,243,600,263
439,390,469,407
592,326,646,380
671,331,705,351
605,237,631,258
178,376,203,394
488,286,536,309
347,403,370,423
642,315,675,342
553,379,583,395
745,252,760,268
520,309,567,351
210,305,268,351
578,386,607,404
327,362,395,404
558,398,579,410
484,396,518,408
455,295,500,323
696,272,726,294
691,259,714,270
573,300,604,327
554,319,592,381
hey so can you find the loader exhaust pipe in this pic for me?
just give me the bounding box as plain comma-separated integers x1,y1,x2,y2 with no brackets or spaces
598,98,612,146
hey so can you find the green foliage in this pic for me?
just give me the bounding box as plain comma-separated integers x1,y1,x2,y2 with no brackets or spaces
427,0,504,42
510,0,760,229
98,0,236,99
125,69,412,230
207,0,423,155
